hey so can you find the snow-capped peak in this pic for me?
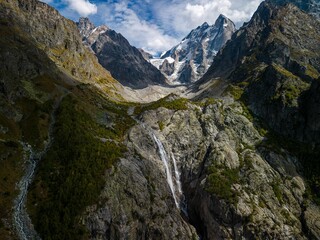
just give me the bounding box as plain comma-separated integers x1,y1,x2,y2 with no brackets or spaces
151,15,236,84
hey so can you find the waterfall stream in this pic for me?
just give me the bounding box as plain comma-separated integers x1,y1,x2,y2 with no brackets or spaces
127,107,184,209
13,144,41,240
152,134,179,207
172,153,182,195
152,133,184,208
13,94,67,240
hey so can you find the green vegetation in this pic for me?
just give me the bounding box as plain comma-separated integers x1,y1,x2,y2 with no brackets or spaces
259,131,320,205
224,84,244,101
0,141,23,239
271,179,283,203
28,94,134,240
158,121,165,131
272,64,310,105
206,166,239,203
273,64,298,79
135,95,188,115
305,64,320,79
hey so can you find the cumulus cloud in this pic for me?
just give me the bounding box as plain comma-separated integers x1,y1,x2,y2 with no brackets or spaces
65,0,97,16
152,0,263,35
96,2,179,54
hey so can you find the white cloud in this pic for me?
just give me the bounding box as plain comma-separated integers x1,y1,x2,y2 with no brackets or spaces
152,0,263,35
65,0,97,16
97,2,179,54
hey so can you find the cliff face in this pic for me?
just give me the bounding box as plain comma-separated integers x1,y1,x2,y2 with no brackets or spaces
86,96,317,240
0,0,122,238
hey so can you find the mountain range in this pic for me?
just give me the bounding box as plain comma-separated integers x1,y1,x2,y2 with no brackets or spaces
1,0,320,240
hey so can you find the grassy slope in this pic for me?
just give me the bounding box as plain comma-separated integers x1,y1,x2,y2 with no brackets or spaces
27,85,134,239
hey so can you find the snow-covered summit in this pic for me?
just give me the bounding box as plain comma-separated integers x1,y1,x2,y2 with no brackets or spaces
151,14,236,84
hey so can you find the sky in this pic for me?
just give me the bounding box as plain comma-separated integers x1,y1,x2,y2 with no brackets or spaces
41,0,264,54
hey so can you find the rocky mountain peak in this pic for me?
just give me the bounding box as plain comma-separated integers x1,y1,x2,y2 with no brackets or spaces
151,15,236,84
77,17,95,38
215,14,234,29
77,18,167,89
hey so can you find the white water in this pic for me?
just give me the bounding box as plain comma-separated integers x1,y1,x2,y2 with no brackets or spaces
152,134,183,208
129,112,184,209
13,94,67,240
171,153,182,195
13,144,39,240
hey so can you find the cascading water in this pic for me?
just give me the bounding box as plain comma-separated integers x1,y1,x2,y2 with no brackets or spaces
13,93,68,240
128,109,184,209
152,133,184,208
171,153,182,196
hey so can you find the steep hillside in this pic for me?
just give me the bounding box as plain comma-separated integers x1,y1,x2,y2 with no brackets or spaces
199,0,320,143
0,0,124,238
77,18,167,89
151,15,235,84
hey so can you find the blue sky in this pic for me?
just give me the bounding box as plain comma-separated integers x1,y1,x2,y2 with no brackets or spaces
41,0,263,54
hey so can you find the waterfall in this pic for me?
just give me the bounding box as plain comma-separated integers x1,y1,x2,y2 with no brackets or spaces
171,153,182,195
152,133,183,208
133,115,183,209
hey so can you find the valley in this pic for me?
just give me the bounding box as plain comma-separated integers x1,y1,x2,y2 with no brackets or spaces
0,0,320,239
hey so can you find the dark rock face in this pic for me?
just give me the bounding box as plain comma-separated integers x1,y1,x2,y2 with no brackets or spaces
271,0,320,18
78,18,167,89
152,15,235,84
199,0,320,144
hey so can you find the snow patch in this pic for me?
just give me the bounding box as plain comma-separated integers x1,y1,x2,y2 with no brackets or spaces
166,57,175,64
150,58,165,69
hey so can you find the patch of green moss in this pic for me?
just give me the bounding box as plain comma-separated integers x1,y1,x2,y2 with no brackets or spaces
206,166,239,203
135,95,188,115
271,179,283,203
224,85,244,101
158,121,165,131
273,64,298,79
305,64,320,79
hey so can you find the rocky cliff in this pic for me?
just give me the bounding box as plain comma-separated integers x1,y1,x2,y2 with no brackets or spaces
77,18,168,89
151,15,235,84
83,95,319,239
